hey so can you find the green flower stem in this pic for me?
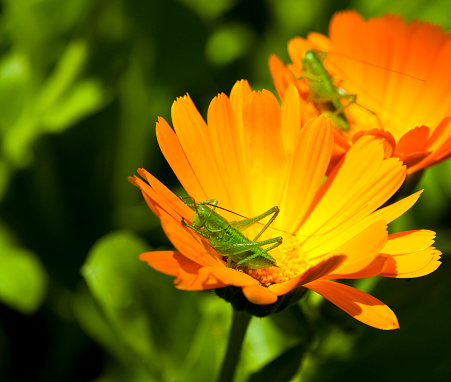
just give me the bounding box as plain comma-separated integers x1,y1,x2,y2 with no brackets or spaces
217,310,252,382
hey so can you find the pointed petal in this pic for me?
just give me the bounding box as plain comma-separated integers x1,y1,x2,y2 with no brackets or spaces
299,137,405,255
131,170,188,222
206,93,250,212
280,115,334,230
136,168,193,220
269,54,297,100
229,79,252,118
280,84,302,155
305,279,400,330
362,190,422,228
242,90,286,210
171,95,229,197
156,117,207,199
381,248,441,278
384,230,437,254
306,32,332,51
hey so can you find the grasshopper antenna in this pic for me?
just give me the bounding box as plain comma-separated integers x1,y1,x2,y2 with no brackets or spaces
328,51,426,82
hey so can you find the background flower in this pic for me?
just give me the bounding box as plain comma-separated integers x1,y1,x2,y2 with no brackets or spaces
270,10,451,174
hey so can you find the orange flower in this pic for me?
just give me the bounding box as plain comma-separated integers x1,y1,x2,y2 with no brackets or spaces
269,10,451,174
130,80,441,330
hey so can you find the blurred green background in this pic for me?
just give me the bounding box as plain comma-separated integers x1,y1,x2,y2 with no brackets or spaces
1,0,451,381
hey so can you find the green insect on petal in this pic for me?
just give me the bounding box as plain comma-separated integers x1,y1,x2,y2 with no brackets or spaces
180,198,282,270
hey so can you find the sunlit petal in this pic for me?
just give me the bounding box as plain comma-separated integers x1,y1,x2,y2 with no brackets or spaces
305,279,399,330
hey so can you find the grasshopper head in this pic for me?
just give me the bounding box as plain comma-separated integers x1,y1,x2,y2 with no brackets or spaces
192,204,212,228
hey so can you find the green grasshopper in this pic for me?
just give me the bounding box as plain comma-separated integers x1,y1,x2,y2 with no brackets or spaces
301,49,379,132
180,198,282,270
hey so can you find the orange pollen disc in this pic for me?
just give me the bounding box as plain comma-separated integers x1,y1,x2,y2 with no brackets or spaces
245,235,309,285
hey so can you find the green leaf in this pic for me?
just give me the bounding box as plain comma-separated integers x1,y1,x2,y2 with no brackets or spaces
247,343,307,382
73,285,155,382
82,230,150,310
81,230,164,377
270,304,313,341
80,230,233,381
205,24,254,65
0,52,31,132
40,79,107,133
35,40,89,113
0,223,48,314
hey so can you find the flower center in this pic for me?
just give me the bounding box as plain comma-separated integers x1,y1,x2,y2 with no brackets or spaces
245,234,309,285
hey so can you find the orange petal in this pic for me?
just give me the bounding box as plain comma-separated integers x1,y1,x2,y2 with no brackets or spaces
425,117,451,158
138,168,193,220
242,285,278,305
280,84,302,155
395,126,429,155
139,252,227,290
351,129,396,158
327,129,351,174
400,150,431,169
306,32,332,51
156,117,207,199
175,266,226,290
269,54,297,100
304,279,400,330
410,117,451,173
131,171,228,269
202,266,260,288
171,94,229,197
393,126,432,168
229,79,253,119
328,220,387,276
160,219,222,267
131,171,189,223
205,93,249,212
365,190,422,226
384,230,437,254
287,37,312,72
299,137,405,256
139,251,195,276
381,248,441,278
332,256,387,279
280,115,334,230
140,253,260,291
241,90,286,210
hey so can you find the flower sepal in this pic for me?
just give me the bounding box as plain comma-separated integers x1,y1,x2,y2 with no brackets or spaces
215,285,308,317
